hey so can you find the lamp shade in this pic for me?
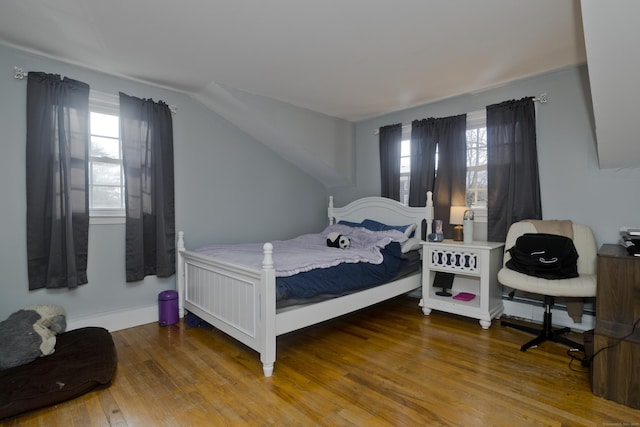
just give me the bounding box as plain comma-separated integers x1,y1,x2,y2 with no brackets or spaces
449,206,466,225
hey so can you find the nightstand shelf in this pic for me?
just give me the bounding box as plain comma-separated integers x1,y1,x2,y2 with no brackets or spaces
420,240,504,329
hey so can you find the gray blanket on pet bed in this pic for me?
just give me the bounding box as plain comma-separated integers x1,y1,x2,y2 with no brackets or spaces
0,305,66,370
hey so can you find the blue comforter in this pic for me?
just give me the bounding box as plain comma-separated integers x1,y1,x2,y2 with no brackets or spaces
275,242,409,304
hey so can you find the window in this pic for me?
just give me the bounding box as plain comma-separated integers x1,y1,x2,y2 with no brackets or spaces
399,135,410,206
465,110,487,209
89,91,124,219
400,110,487,210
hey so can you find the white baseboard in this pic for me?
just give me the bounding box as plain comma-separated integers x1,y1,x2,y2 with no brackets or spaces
502,299,594,332
407,291,594,332
70,295,594,334
66,304,159,332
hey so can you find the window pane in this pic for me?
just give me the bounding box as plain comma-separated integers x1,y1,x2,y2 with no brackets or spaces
401,139,410,156
466,128,478,143
92,186,122,209
89,102,123,214
92,162,122,185
400,175,410,206
476,169,487,186
467,147,479,167
466,125,487,208
90,112,119,138
91,136,120,159
400,156,410,174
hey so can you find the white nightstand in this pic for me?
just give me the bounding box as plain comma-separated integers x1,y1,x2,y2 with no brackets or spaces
419,240,505,329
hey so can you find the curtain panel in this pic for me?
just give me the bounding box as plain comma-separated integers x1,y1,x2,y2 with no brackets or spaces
408,119,437,208
430,114,467,239
379,123,403,201
486,97,542,242
119,93,176,282
26,72,90,290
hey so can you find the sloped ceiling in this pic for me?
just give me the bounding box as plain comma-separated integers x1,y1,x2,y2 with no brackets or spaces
0,0,602,187
581,0,640,170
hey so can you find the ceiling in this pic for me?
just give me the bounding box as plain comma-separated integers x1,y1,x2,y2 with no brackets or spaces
0,0,587,122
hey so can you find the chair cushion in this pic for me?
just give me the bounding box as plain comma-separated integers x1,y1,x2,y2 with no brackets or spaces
498,267,596,297
0,327,117,420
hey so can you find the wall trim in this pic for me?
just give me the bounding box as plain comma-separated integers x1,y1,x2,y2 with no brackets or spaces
408,291,594,332
67,304,158,332
502,299,594,332
70,295,594,333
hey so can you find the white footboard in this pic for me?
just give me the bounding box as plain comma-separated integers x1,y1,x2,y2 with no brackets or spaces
177,232,276,376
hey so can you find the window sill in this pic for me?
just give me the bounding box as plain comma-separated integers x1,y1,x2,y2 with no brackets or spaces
90,216,125,225
90,210,125,225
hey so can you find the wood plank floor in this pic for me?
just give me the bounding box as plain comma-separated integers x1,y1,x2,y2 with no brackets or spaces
3,295,639,426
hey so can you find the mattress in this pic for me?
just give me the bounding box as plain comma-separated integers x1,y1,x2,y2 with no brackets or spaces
276,242,420,307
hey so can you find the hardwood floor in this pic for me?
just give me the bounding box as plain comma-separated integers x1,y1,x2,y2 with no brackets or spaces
3,296,639,426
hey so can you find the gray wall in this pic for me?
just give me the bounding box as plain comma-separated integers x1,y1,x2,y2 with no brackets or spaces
330,65,640,248
0,45,327,325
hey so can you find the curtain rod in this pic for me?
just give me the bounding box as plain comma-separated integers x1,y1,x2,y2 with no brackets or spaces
373,93,547,135
13,66,178,114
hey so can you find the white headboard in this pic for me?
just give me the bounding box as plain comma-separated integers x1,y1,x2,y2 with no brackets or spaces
328,196,429,239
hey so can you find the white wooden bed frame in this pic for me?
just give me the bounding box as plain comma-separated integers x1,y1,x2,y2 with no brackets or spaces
177,196,430,376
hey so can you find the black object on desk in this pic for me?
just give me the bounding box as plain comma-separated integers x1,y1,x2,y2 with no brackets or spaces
433,271,455,297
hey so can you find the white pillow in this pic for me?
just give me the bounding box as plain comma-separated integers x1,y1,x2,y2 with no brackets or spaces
401,237,422,253
403,223,417,238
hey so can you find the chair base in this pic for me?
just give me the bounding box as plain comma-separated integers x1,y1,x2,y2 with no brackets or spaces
501,296,584,352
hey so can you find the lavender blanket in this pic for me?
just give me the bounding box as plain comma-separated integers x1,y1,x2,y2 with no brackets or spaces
196,224,407,277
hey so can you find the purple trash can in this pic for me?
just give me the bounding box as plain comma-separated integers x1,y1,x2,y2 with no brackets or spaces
158,290,179,326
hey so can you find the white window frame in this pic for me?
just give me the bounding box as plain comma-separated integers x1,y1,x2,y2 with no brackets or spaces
466,110,488,223
89,91,125,225
399,127,411,206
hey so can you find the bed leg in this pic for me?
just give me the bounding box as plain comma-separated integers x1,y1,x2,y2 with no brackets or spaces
262,363,274,377
261,242,276,378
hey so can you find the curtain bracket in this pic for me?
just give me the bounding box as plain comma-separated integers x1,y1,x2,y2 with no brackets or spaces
533,93,547,104
14,66,27,80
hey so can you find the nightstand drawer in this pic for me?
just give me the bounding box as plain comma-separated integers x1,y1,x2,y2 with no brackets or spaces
426,245,482,276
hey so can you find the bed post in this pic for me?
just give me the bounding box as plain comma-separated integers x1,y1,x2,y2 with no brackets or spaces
425,191,434,236
260,242,276,377
328,196,335,225
177,231,185,318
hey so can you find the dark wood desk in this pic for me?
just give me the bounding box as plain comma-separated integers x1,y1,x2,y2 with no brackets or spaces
592,244,640,409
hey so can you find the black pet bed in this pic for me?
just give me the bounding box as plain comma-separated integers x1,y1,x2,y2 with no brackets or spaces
0,326,117,420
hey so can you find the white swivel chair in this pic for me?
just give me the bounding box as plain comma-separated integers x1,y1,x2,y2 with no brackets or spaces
498,221,597,352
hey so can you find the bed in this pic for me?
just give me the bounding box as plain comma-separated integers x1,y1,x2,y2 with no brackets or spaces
176,196,430,376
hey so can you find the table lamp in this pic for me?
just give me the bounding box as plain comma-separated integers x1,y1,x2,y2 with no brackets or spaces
450,206,466,241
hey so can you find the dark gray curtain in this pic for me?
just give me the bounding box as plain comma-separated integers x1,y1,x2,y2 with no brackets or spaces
120,93,175,282
408,119,437,208
486,97,541,242
26,72,90,290
430,114,468,239
379,123,403,201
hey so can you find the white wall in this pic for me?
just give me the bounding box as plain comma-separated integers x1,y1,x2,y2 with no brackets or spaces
194,83,355,189
0,44,328,330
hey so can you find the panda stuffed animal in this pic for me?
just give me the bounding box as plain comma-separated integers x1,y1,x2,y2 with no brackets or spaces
326,232,350,249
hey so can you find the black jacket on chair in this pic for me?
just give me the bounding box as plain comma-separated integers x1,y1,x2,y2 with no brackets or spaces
506,233,579,280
